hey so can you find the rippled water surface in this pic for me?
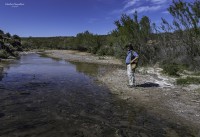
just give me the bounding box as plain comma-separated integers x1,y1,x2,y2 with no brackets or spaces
0,54,104,91
0,53,196,137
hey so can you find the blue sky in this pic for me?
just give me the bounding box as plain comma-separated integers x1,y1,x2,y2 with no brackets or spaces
0,0,193,37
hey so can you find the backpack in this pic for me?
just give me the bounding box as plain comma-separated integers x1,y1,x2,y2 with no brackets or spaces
131,51,139,70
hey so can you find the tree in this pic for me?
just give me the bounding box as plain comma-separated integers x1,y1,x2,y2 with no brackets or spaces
74,31,102,53
140,16,151,42
6,33,11,38
168,0,200,58
168,0,200,36
13,34,21,41
111,12,155,60
0,29,4,35
113,13,140,49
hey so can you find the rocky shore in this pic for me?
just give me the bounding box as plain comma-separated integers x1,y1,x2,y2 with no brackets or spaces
44,50,200,135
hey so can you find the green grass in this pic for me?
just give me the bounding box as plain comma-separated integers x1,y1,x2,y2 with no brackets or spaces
176,77,200,85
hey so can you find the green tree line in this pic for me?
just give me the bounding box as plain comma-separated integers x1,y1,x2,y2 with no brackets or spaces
21,0,199,70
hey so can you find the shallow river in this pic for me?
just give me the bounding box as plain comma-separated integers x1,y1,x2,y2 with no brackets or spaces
0,53,196,137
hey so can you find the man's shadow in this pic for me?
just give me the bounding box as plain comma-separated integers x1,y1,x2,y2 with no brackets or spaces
136,82,159,88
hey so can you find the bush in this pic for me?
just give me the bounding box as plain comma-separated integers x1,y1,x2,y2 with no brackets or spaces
0,50,9,59
176,77,200,85
162,63,185,76
13,51,19,57
113,44,126,59
97,46,114,56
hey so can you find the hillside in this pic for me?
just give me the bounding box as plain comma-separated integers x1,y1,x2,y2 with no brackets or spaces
0,30,22,59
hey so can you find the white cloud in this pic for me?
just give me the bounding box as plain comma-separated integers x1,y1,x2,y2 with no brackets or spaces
123,0,140,9
127,5,161,14
162,10,169,14
124,0,167,9
111,0,167,15
150,0,167,4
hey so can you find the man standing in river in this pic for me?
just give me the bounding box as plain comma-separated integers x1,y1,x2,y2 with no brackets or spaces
126,44,139,88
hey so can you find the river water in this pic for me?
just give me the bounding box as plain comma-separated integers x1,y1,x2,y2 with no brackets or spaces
0,53,196,137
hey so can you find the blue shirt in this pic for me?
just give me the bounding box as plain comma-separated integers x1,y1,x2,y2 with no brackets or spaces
126,50,138,64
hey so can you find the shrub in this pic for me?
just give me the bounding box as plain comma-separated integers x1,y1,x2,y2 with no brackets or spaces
13,51,19,57
162,63,184,76
97,46,114,56
176,77,200,85
0,50,9,59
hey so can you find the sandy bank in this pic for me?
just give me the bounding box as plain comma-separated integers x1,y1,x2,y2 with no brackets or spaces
44,50,122,66
44,50,200,134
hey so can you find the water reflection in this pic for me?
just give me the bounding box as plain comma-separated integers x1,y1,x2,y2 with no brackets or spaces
0,67,4,81
0,53,105,92
40,54,103,77
70,62,99,77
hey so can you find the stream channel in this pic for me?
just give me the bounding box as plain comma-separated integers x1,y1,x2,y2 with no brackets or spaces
0,53,196,137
